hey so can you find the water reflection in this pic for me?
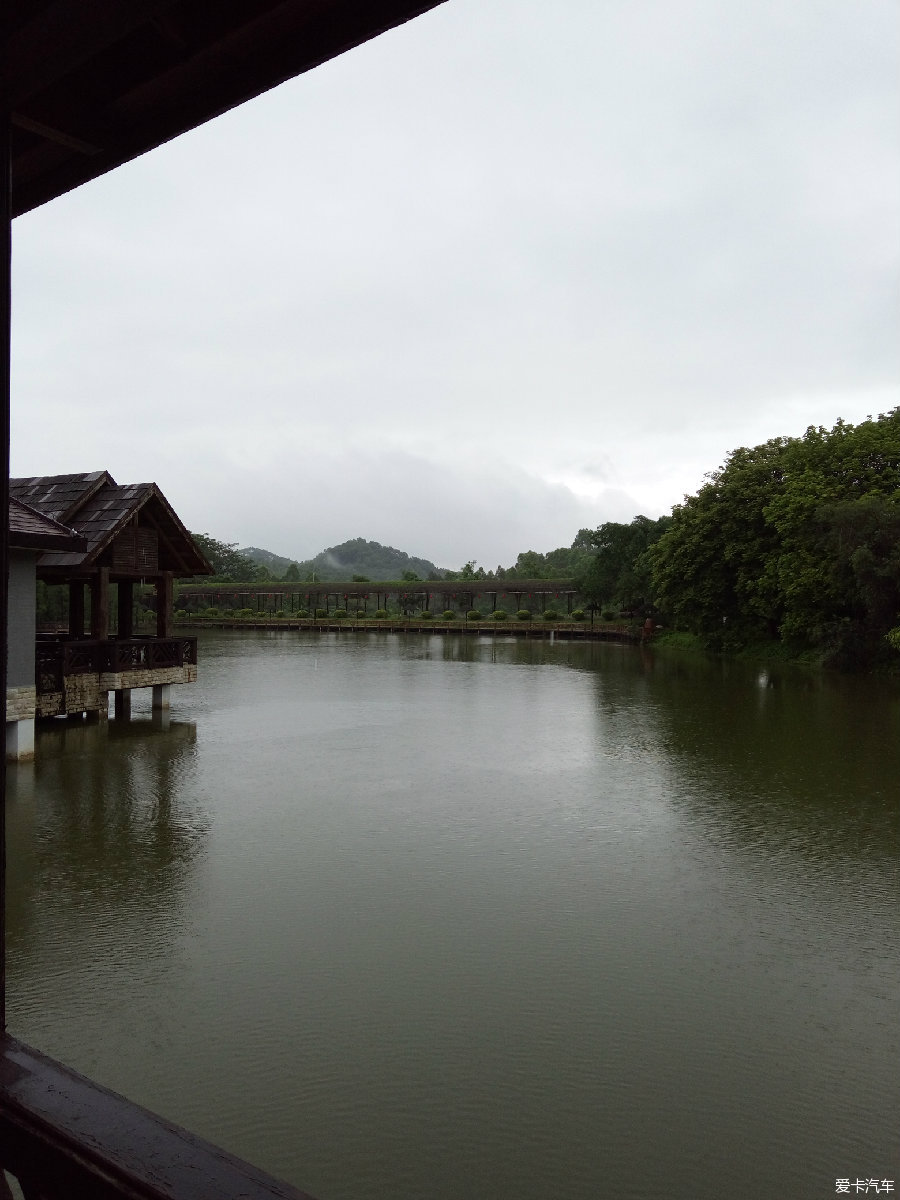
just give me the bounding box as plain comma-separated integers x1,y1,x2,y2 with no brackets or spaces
6,715,207,1057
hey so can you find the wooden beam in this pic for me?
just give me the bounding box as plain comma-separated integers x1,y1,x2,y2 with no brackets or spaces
0,1034,319,1200
1,113,12,1034
90,566,110,639
10,114,100,157
5,0,183,109
156,572,174,638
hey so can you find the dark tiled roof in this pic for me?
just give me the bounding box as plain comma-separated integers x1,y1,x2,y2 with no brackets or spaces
9,473,212,577
9,471,113,522
37,483,154,569
8,498,86,551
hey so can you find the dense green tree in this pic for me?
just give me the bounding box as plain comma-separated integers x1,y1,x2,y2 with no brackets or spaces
578,515,671,614
283,562,301,581
188,533,260,582
648,410,900,666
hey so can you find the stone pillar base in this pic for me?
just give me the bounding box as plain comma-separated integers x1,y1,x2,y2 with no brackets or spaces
152,684,171,712
6,718,35,762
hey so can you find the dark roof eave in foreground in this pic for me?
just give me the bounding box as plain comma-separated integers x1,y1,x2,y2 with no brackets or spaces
9,0,450,218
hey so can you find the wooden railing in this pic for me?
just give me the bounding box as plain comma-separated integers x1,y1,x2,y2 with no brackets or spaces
0,1035,317,1200
35,638,198,694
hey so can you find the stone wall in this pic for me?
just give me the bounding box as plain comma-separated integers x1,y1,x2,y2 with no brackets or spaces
99,665,197,690
6,684,36,722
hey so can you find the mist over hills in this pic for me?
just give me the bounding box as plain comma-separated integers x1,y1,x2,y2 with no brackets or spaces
240,538,444,581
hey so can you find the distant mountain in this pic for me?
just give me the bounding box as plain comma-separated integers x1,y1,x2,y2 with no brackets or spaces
241,538,443,581
239,546,297,578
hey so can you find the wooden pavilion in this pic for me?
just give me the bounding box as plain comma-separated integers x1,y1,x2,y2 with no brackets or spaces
9,471,212,729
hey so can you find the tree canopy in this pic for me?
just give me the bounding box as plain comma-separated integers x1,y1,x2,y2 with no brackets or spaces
648,410,900,666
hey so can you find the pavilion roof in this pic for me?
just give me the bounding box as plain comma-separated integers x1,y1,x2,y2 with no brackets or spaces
8,497,86,552
9,472,212,577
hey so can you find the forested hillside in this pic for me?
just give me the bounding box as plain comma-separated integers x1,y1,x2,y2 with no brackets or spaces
291,538,442,581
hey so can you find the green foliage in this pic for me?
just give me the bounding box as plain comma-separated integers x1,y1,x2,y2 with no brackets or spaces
352,574,370,582
649,410,900,668
442,610,456,620
283,563,301,582
601,609,616,622
374,609,389,619
401,570,421,582
516,609,531,620
458,561,486,580
315,607,328,618
419,609,433,619
296,608,310,619
491,609,508,620
204,607,219,617
571,609,585,621
466,609,482,620
576,515,671,614
331,608,348,619
188,533,261,582
542,609,559,621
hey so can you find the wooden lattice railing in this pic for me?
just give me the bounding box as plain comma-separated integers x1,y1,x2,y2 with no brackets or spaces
35,638,198,694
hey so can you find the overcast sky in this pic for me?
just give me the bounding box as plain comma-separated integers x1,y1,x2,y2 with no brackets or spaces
11,0,899,570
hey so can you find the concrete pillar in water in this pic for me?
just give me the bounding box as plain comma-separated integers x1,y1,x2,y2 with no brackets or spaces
86,692,109,722
114,690,131,721
152,684,171,712
6,718,34,762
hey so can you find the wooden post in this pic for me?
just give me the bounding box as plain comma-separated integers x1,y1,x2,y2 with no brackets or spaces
1,112,12,1033
156,572,174,638
69,582,85,637
117,580,134,639
91,566,110,639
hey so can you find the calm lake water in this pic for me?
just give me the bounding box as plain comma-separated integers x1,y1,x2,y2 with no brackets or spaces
6,630,900,1200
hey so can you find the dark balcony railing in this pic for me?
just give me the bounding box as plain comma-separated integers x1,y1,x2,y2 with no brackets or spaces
0,1034,317,1200
35,638,198,695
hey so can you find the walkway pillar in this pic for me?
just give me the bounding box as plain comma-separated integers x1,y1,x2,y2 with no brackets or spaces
90,566,110,639
156,572,174,637
114,690,131,721
6,718,34,763
152,684,170,712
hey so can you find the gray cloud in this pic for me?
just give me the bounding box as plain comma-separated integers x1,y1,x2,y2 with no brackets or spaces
11,0,899,565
